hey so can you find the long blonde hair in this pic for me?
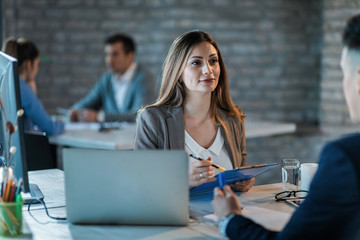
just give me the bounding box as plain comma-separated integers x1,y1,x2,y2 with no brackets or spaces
150,30,244,119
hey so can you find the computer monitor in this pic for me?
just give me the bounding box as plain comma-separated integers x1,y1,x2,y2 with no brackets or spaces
0,51,43,203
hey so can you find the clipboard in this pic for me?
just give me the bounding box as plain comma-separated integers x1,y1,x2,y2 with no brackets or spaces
190,163,279,194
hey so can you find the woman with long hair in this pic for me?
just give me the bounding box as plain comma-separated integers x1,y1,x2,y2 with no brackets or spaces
135,30,254,190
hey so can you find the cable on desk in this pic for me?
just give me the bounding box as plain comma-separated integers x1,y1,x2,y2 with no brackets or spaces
27,199,67,221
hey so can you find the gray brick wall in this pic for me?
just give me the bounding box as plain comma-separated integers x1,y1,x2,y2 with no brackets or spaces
3,0,360,185
3,0,322,125
246,128,352,185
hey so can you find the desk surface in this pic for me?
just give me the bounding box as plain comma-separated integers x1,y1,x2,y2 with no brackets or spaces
23,169,294,240
245,121,296,139
49,121,296,150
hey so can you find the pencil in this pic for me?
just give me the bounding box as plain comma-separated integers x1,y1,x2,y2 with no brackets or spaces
4,178,13,202
188,153,226,172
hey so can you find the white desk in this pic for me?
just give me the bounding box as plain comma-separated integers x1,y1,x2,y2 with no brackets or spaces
49,121,296,150
22,169,294,240
49,123,136,150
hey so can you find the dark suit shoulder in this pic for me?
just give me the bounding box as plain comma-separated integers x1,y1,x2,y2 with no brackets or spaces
278,132,360,240
325,133,360,150
319,132,360,179
227,215,277,240
321,133,360,174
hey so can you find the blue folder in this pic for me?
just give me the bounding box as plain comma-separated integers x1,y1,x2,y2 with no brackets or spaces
190,163,279,194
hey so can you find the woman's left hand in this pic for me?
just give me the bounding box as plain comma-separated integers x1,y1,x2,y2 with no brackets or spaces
230,177,255,192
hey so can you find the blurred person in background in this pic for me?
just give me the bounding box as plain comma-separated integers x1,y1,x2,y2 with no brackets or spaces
2,37,64,136
70,33,156,123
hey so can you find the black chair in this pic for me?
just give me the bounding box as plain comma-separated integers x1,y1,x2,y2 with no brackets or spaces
24,131,57,171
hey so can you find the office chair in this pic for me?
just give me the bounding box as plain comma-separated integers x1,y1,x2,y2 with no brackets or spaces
24,130,57,171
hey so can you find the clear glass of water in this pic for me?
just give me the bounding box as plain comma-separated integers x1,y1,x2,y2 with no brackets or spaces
282,159,300,191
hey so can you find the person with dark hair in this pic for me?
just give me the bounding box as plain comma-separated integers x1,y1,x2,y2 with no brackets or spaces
135,30,254,190
211,15,360,240
2,37,64,136
70,33,156,122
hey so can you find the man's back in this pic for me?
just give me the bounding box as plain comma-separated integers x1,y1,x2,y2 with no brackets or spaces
278,133,360,239
225,133,360,240
214,14,360,240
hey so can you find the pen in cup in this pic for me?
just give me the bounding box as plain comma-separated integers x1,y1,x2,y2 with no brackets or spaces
188,153,226,172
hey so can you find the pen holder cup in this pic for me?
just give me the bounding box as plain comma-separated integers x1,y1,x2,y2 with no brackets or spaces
0,201,23,237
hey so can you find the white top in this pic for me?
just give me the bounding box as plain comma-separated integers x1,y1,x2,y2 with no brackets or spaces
112,62,137,111
185,127,233,175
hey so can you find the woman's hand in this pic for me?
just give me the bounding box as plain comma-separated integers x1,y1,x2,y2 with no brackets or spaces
212,185,243,219
230,177,255,192
69,110,79,122
78,109,98,122
69,109,98,122
189,156,216,188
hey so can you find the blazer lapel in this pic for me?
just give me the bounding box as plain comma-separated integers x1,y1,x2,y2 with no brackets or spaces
217,110,237,168
166,107,185,149
106,75,120,112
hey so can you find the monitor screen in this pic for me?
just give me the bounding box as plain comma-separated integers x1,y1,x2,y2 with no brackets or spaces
0,51,43,202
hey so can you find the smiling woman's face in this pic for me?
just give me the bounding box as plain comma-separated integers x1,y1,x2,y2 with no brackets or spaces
181,41,220,96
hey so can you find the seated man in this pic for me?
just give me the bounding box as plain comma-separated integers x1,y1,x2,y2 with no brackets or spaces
70,33,156,122
212,15,360,240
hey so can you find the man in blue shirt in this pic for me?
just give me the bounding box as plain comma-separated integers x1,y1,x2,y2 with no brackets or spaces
212,15,360,240
70,33,156,122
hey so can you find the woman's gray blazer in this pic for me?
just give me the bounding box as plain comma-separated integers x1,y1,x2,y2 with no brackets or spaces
134,106,247,168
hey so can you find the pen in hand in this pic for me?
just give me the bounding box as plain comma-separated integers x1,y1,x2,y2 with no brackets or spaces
218,172,225,188
188,153,226,172
218,173,244,210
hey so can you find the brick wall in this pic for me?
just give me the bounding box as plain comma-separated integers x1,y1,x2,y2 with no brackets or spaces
2,0,322,125
247,129,335,185
3,1,360,185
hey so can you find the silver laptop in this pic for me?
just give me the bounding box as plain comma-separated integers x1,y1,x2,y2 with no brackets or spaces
63,148,189,225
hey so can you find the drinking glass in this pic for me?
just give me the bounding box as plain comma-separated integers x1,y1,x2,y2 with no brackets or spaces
282,159,300,191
